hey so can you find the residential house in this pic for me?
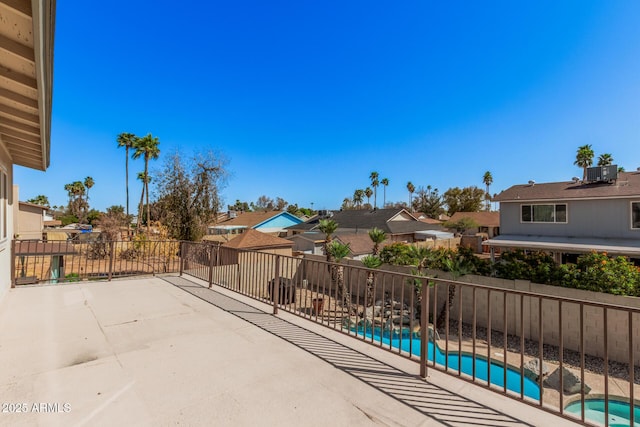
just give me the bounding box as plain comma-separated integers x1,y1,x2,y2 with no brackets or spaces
206,211,304,242
448,211,500,238
484,169,640,262
13,188,58,240
0,0,55,298
223,229,294,256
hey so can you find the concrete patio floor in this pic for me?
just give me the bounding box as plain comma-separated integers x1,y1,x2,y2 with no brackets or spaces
0,275,581,426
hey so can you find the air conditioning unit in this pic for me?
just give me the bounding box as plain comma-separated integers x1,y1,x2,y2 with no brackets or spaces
586,165,618,183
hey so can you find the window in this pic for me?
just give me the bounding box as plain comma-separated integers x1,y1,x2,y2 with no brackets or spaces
521,204,567,223
632,202,640,229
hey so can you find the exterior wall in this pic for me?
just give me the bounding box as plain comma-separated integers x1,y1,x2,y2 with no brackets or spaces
16,203,45,240
500,198,640,239
0,149,14,300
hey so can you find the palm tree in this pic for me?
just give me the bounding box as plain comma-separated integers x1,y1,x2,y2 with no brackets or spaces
353,189,364,209
482,171,493,211
132,133,160,234
117,132,138,217
597,153,613,167
326,240,352,310
364,187,373,207
317,218,338,262
370,171,379,209
136,172,149,229
362,255,382,306
406,181,415,212
381,178,389,207
574,144,594,181
368,227,387,255
84,176,94,201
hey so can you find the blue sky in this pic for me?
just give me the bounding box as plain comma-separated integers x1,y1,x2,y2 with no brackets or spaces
15,1,640,212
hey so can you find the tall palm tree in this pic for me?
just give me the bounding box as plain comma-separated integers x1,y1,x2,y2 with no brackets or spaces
353,189,364,208
326,240,352,311
597,153,613,167
361,255,382,307
117,132,137,217
406,181,415,212
381,178,389,207
317,218,338,262
368,227,387,255
370,171,379,209
132,133,160,234
136,172,149,230
574,144,594,181
482,171,493,211
364,187,373,207
84,176,94,201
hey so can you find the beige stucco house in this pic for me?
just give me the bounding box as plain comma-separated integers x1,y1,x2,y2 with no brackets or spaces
0,0,55,299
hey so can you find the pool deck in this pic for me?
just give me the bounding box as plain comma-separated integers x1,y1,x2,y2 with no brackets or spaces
0,275,581,426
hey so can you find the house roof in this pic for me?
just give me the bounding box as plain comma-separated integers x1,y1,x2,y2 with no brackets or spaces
0,0,55,171
222,229,293,250
449,211,500,227
215,211,289,228
494,172,640,202
19,201,49,211
292,209,436,235
335,233,381,256
483,234,640,257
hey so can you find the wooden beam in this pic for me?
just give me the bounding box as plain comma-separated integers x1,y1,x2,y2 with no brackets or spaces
0,86,38,109
0,103,39,123
1,134,42,152
0,125,40,143
0,0,32,17
0,116,39,135
0,66,37,90
0,34,34,62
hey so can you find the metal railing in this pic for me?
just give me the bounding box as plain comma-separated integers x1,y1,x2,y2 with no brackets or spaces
12,239,180,285
14,239,640,425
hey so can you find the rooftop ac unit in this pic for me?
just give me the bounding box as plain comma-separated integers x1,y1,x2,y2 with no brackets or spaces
586,165,618,183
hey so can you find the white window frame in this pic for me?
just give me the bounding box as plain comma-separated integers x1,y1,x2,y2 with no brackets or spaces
631,201,640,230
520,203,568,224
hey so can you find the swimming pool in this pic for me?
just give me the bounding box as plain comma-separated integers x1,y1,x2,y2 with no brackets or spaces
565,398,640,427
353,326,541,400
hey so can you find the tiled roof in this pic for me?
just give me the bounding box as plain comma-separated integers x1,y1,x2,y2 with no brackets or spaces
495,172,640,202
449,212,500,227
222,229,293,249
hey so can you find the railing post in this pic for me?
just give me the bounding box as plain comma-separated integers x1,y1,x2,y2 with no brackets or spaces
208,245,214,289
107,241,115,281
273,255,280,315
420,277,428,379
179,242,185,276
10,239,16,288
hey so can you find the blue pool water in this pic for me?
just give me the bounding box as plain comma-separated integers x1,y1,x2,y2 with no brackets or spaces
565,398,640,427
354,327,541,401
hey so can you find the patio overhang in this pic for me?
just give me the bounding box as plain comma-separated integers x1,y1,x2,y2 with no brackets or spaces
0,0,55,171
483,234,640,257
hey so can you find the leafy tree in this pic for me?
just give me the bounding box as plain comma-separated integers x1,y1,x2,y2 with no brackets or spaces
117,132,138,217
406,181,415,212
482,171,493,211
574,144,594,181
26,194,50,207
275,197,288,211
444,217,479,234
96,205,131,240
413,186,445,219
87,209,101,226
368,227,386,255
379,242,413,265
361,255,382,306
154,150,229,241
255,195,274,211
64,181,88,223
443,186,485,215
381,178,389,207
598,153,614,166
132,133,160,234
618,166,626,173
370,171,379,209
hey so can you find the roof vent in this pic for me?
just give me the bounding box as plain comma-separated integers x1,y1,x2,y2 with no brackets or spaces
528,180,535,186
571,177,580,183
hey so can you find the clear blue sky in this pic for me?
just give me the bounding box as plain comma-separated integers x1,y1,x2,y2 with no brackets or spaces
15,1,640,212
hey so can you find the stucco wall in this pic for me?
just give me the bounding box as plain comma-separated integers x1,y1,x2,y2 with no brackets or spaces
16,204,44,240
500,199,640,239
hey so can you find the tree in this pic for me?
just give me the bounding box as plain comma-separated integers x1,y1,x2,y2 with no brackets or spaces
117,132,138,217
64,181,88,223
443,186,485,215
132,133,160,234
413,186,445,219
26,195,50,207
364,187,373,207
275,197,288,211
228,200,251,212
154,151,229,241
341,198,354,210
444,217,479,234
368,227,386,255
325,240,352,310
381,178,389,207
255,195,274,211
482,171,493,211
406,181,415,212
353,189,364,209
96,205,131,240
317,219,338,262
84,176,94,201
136,172,149,230
370,171,379,209
598,153,613,166
574,144,594,181
361,255,382,306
